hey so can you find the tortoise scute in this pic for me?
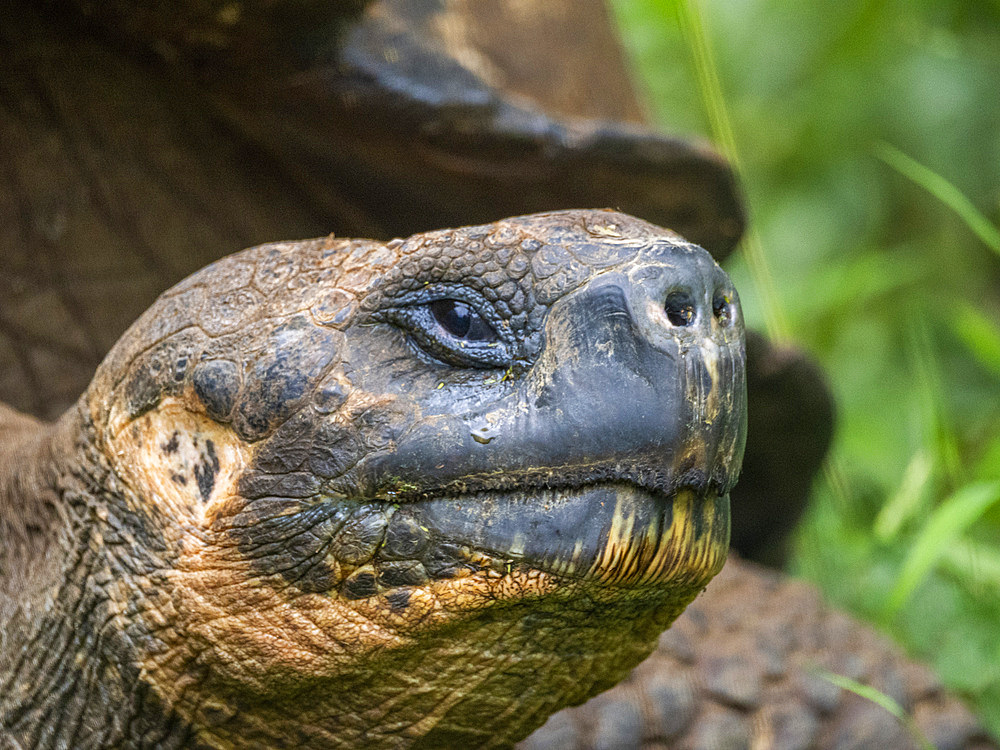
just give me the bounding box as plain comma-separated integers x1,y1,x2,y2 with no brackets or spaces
191,359,242,422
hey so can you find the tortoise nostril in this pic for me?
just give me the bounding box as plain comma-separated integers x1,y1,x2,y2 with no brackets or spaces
712,289,734,327
664,291,696,327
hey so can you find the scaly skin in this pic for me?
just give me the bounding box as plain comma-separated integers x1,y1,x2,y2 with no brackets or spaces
0,209,746,748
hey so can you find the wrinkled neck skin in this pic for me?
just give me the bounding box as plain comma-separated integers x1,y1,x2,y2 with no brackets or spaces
0,404,701,749
0,405,57,601
0,404,179,747
0,404,78,635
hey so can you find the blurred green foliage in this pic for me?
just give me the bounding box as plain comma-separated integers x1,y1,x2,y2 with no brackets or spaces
611,0,1000,735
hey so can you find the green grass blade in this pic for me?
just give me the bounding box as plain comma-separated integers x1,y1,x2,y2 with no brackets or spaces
874,449,934,542
952,302,1000,377
972,431,1000,483
886,480,1000,615
908,318,962,486
875,142,1000,256
814,669,935,750
942,537,1000,593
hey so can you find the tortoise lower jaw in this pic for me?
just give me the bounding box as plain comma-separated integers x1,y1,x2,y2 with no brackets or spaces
399,482,730,590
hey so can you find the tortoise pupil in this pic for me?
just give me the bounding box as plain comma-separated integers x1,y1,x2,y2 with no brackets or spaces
431,299,472,337
430,300,496,342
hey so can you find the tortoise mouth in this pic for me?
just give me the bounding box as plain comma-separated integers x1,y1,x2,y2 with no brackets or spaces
372,482,730,591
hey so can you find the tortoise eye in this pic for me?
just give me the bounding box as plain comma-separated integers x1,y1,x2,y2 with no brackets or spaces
430,300,498,343
379,291,512,369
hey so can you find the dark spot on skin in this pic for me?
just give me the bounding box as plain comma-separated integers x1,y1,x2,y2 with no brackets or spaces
381,513,429,559
342,570,378,599
170,473,187,486
161,431,179,454
378,560,429,587
421,542,470,580
293,561,340,594
329,508,390,566
386,589,411,613
233,318,340,441
121,338,203,420
123,365,162,420
173,356,189,383
194,439,220,502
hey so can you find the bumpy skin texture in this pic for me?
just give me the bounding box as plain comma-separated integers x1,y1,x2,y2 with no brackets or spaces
0,210,746,748
522,556,997,750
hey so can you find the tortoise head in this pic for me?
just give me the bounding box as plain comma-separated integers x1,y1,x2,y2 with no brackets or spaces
81,209,746,747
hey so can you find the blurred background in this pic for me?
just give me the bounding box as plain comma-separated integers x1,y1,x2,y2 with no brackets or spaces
610,0,1000,734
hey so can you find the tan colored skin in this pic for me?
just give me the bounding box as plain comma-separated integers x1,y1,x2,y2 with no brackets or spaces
1,210,742,748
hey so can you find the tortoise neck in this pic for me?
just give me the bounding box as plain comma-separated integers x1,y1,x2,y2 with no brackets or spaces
0,404,85,742
0,404,65,602
0,404,188,746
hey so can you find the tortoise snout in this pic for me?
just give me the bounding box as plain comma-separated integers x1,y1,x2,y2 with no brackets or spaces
625,244,743,354
354,235,747,499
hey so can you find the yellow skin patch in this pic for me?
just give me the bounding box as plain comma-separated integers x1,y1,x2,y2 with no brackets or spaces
588,489,727,588
107,397,253,525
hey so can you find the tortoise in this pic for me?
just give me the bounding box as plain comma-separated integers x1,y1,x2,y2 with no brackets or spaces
0,1,994,748
3,207,748,747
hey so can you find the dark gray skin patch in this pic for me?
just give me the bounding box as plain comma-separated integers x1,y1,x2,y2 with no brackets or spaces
386,589,411,613
342,570,378,599
232,318,341,441
192,359,242,422
194,439,220,502
120,333,208,422
222,498,350,594
171,472,187,486
378,561,429,588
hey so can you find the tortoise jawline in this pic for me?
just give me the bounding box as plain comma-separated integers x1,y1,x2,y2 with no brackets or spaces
403,482,730,587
